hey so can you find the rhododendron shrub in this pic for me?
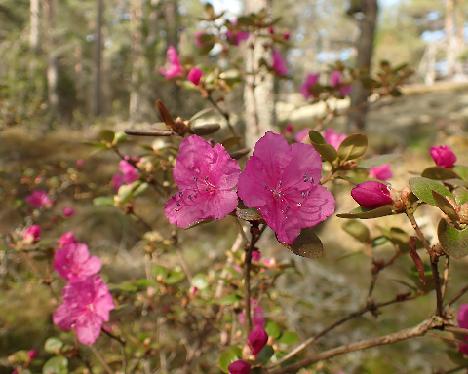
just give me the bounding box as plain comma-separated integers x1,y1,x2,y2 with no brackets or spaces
4,6,468,374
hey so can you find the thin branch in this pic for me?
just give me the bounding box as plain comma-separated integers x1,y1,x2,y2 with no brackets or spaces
448,284,468,306
206,93,237,137
125,129,174,137
268,317,445,374
89,345,113,374
445,326,468,336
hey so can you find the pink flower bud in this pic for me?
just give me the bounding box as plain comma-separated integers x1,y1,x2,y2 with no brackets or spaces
27,349,38,361
457,304,468,355
76,159,85,169
252,249,261,262
187,67,203,86
430,145,456,168
22,225,41,244
283,31,291,40
228,359,251,374
272,49,288,76
248,325,268,355
294,129,309,143
58,231,77,247
351,181,393,208
369,164,393,181
62,206,75,217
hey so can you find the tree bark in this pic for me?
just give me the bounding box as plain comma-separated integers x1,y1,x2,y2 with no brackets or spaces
164,0,180,111
446,0,457,78
44,0,59,119
29,0,40,53
94,0,104,116
347,0,378,131
129,0,143,122
243,0,274,148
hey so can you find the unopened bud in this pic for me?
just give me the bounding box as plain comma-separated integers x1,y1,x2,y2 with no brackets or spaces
190,122,221,135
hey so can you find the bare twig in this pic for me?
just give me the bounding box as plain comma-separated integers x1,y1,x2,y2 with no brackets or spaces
89,345,113,374
448,284,468,306
268,317,445,374
125,129,174,137
206,93,237,137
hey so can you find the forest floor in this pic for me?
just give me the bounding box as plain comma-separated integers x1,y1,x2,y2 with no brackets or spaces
0,86,467,372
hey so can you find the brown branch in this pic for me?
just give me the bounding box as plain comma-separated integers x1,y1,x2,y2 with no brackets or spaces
448,284,468,306
125,129,174,137
206,93,237,137
268,317,445,374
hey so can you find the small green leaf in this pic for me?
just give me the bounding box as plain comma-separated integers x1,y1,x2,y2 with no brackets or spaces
388,227,410,244
191,274,209,290
438,219,468,259
218,346,242,373
93,196,114,207
453,187,468,205
219,69,242,84
277,331,299,345
309,131,337,162
256,345,274,364
190,122,221,135
337,133,368,161
409,177,452,206
341,220,371,243
337,205,395,219
113,131,128,145
432,191,458,222
265,321,281,339
97,130,115,144
44,338,63,355
421,167,460,180
218,294,241,306
42,356,68,374
287,228,324,259
454,165,468,181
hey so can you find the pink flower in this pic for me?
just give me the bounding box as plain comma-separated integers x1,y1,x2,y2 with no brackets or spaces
62,206,75,217
76,159,85,169
284,124,294,134
457,304,468,355
253,303,265,327
351,181,393,208
248,324,268,355
160,46,183,80
430,145,457,168
22,225,41,244
27,350,38,361
238,132,335,244
252,249,261,262
226,21,250,45
187,67,203,86
330,70,352,96
323,128,346,150
112,160,139,190
283,31,291,40
369,164,393,180
54,242,101,281
25,190,53,208
272,49,288,76
194,31,205,48
164,135,241,228
294,129,309,143
53,275,114,346
58,231,77,247
300,73,320,99
228,360,251,374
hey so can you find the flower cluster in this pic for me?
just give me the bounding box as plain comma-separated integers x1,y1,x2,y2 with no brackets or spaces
112,159,139,191
164,133,335,244
25,190,53,208
53,234,114,345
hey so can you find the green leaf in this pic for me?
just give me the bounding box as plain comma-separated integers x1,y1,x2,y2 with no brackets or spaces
387,227,410,244
277,331,299,345
432,191,458,222
265,321,281,339
337,205,395,219
287,228,324,259
453,187,468,205
93,196,114,207
256,345,274,364
218,346,242,373
309,131,337,162
113,131,128,145
337,133,368,161
219,69,242,84
438,219,468,259
341,220,371,243
97,130,115,144
44,338,63,355
454,165,468,181
42,356,68,374
218,293,241,305
409,177,452,206
360,154,399,168
191,274,209,290
236,207,262,221
190,122,221,135
115,181,147,206
421,167,460,180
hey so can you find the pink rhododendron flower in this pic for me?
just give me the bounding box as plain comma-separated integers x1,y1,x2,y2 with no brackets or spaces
226,21,250,45
22,225,41,244
351,181,393,208
248,324,268,355
228,359,251,374
164,135,241,228
53,275,114,346
54,242,101,281
27,350,38,361
323,128,346,150
238,132,335,244
457,304,468,355
112,160,139,191
58,231,77,247
160,46,183,79
272,49,288,76
430,145,457,168
187,67,203,86
369,164,393,181
194,31,205,48
25,190,53,208
330,70,352,96
62,206,75,217
294,129,309,143
252,249,261,262
300,73,320,99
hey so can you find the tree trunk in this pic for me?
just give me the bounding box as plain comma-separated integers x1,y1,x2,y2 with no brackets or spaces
454,0,464,76
243,0,274,148
347,0,378,131
45,0,59,119
164,0,180,111
446,0,457,78
94,0,104,116
129,0,143,122
29,0,40,53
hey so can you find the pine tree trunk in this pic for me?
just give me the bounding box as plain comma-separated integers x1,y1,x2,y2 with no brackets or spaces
94,0,104,116
446,0,457,78
129,0,143,122
347,0,378,131
45,0,59,119
243,0,274,148
164,0,180,111
29,0,40,53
